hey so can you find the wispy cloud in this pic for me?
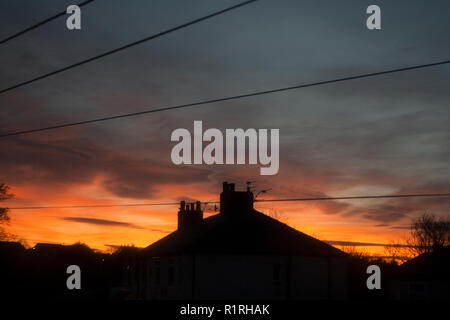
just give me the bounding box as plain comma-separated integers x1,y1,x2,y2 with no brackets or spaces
325,240,409,248
62,217,145,229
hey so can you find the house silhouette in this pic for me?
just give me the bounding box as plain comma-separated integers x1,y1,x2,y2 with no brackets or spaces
125,182,348,300
389,246,450,299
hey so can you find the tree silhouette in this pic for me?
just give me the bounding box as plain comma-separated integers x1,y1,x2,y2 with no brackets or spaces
407,212,450,256
0,183,14,240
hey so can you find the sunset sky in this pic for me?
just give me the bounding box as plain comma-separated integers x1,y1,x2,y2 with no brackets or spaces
1,0,449,255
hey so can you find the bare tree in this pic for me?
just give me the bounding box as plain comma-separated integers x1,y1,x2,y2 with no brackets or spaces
407,213,450,256
0,183,14,240
384,240,413,262
340,245,370,259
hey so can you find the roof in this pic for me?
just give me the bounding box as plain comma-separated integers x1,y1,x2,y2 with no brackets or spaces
398,246,450,280
0,241,26,252
141,210,345,257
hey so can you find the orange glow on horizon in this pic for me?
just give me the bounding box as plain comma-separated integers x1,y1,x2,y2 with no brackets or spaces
3,181,413,258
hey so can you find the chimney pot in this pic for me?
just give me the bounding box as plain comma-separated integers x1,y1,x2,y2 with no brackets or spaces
178,201,203,230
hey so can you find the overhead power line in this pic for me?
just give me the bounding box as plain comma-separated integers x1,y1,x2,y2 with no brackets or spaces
8,192,450,210
255,193,450,203
1,59,449,139
9,202,180,210
0,0,96,46
0,0,260,96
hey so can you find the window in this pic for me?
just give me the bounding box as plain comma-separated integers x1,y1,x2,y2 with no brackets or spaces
148,264,152,285
168,266,175,286
273,263,282,281
168,259,175,286
177,265,182,285
152,257,160,285
273,263,283,297
154,267,160,285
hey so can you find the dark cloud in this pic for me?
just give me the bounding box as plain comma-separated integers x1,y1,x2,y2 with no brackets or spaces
62,216,144,229
0,135,212,198
175,196,200,202
375,223,389,227
62,217,172,233
314,200,351,215
0,0,449,229
341,195,450,224
390,226,411,230
362,211,407,223
325,240,409,248
62,216,170,233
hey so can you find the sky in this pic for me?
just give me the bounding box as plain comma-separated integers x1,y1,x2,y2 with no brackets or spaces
0,0,449,254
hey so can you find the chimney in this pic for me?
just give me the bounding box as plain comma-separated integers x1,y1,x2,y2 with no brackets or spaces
177,201,203,231
220,181,254,216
